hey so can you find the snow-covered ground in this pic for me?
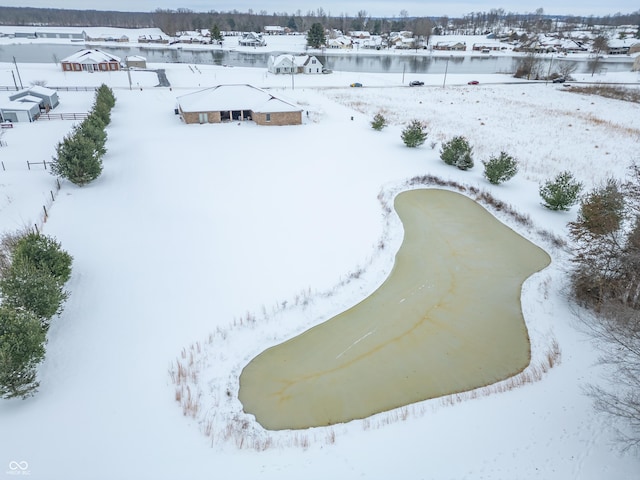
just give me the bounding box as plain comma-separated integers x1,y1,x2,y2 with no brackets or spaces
0,55,640,479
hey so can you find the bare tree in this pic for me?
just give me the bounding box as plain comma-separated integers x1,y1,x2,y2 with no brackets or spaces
584,301,640,453
571,166,640,453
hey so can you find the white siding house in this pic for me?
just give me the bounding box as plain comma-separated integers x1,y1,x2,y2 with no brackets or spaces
267,54,323,74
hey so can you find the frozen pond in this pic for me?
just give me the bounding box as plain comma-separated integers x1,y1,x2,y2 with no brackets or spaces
239,189,551,430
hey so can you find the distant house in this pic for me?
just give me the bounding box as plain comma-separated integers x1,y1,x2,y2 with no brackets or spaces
606,39,634,55
85,32,129,42
0,101,40,122
268,54,323,74
61,49,121,72
36,30,85,40
434,41,466,51
239,32,266,47
327,36,352,49
9,86,59,111
176,84,302,126
472,43,501,52
264,26,285,35
125,55,147,69
348,31,371,39
138,34,169,44
633,56,640,72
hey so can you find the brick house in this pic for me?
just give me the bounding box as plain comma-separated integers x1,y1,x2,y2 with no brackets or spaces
60,49,121,72
176,84,303,126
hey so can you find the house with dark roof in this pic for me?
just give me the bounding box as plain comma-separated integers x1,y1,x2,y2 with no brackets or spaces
176,84,302,126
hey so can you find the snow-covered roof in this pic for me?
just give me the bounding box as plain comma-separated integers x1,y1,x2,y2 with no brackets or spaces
0,101,40,112
9,86,56,100
13,95,42,103
270,54,319,68
177,84,302,113
24,85,57,96
125,55,147,61
61,49,121,64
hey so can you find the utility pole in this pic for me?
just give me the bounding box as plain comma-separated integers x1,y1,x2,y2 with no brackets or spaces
442,56,451,88
13,56,23,89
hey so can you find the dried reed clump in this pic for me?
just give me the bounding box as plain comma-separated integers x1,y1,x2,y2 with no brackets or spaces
567,84,640,104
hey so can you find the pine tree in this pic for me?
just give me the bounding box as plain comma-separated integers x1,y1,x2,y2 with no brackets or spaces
78,113,108,158
50,132,103,186
307,23,325,48
0,307,46,399
539,171,583,211
482,151,518,184
371,113,387,131
401,119,428,147
440,136,473,170
96,84,116,109
12,232,73,284
210,24,223,42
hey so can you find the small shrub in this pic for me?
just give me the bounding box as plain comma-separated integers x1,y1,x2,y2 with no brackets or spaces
539,171,583,211
483,152,519,185
371,113,387,131
440,136,474,170
576,178,625,235
401,120,428,148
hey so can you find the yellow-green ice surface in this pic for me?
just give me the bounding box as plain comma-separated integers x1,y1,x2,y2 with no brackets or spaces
239,189,551,430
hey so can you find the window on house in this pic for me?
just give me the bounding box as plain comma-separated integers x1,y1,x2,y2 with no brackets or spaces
266,113,271,122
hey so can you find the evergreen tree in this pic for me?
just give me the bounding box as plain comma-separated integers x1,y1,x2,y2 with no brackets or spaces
78,113,108,158
0,307,46,399
401,119,428,147
440,136,473,170
539,170,583,211
12,233,73,284
92,100,111,126
371,113,387,131
210,23,223,42
50,132,103,186
96,84,116,109
482,151,518,184
0,258,68,323
307,23,325,48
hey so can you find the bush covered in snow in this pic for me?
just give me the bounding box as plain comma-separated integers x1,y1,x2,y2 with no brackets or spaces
539,171,583,211
440,136,474,170
483,152,519,185
401,119,428,148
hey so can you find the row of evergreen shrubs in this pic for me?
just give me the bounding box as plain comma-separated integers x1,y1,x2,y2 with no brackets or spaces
372,113,583,211
0,231,72,399
50,84,116,186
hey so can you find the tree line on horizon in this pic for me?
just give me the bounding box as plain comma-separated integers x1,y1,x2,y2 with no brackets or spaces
0,6,638,37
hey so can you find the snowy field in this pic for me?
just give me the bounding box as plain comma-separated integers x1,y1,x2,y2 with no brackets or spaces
0,55,640,479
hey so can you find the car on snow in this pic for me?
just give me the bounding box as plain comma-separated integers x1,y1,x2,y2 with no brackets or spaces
552,77,566,83
409,80,424,86
350,82,363,87
467,80,479,85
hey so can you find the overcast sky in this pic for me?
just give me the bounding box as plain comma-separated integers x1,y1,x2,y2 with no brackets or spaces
1,1,637,18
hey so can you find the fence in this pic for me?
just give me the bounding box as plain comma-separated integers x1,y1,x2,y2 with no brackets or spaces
0,85,97,92
37,112,89,121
